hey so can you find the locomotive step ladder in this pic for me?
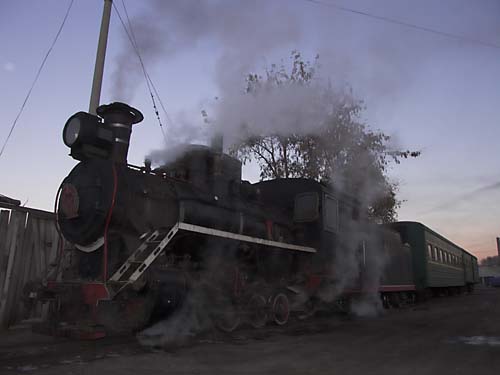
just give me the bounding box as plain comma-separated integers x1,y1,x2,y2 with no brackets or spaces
107,223,180,296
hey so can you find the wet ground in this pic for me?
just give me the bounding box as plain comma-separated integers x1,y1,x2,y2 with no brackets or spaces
1,286,499,375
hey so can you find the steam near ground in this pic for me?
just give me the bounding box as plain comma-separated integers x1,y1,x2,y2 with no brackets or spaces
138,287,213,348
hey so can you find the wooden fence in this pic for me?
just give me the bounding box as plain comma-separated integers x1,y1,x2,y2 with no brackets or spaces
0,203,62,329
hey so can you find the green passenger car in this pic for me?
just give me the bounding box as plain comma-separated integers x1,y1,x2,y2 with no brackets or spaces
392,221,478,292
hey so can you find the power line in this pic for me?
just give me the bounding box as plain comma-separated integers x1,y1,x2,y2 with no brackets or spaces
0,0,75,161
419,180,500,215
119,0,176,132
303,0,500,50
112,0,171,145
116,2,175,128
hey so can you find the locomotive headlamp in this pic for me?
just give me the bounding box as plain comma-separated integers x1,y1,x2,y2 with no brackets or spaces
63,116,81,147
63,111,114,161
63,112,100,147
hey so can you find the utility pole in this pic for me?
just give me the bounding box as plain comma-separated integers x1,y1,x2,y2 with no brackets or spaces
89,0,113,115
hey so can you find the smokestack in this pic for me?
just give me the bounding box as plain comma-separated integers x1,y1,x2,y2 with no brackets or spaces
97,102,143,164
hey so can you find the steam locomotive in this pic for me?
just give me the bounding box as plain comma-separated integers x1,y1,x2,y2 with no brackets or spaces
36,102,476,338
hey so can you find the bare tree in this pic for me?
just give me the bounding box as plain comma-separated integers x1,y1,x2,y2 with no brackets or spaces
228,51,419,223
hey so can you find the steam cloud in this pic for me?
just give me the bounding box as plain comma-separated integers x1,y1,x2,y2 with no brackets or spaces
112,0,300,102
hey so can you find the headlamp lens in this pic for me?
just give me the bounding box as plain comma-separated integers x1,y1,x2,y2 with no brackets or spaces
64,117,81,146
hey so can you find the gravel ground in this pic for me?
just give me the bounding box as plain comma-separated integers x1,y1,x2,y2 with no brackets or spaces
1,286,499,375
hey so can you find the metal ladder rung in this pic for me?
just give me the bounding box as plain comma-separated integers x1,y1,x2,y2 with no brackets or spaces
107,224,180,294
108,229,161,282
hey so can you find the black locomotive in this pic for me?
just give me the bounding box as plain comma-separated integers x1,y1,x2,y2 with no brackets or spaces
37,102,470,338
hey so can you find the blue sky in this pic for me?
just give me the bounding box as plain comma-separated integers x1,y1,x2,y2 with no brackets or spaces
1,0,499,259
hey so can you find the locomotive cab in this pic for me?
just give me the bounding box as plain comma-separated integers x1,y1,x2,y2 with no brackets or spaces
255,179,360,274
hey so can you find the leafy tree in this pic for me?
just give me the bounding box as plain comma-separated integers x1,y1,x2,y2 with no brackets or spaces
228,51,419,223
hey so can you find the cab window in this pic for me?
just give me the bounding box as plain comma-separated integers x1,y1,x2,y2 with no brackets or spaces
294,192,319,222
323,194,339,233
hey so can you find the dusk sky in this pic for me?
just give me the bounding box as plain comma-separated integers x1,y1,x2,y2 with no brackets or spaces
0,0,499,259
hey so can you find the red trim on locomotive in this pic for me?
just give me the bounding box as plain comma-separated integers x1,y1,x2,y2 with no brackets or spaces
81,283,110,306
59,183,79,219
46,281,110,306
306,275,323,291
265,219,273,240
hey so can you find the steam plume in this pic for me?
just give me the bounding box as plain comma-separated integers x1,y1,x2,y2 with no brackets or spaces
112,0,301,102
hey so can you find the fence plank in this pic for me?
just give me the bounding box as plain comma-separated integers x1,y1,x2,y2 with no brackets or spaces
0,211,27,328
0,211,11,295
0,211,19,328
48,223,60,274
0,210,10,300
31,218,41,279
37,219,46,278
16,215,35,320
0,210,9,247
6,211,28,327
43,220,53,270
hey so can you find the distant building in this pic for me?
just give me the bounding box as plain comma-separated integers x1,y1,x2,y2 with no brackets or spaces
479,266,500,287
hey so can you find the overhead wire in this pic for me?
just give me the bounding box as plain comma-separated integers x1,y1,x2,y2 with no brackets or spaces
0,0,75,161
112,0,171,145
118,1,175,129
303,0,500,50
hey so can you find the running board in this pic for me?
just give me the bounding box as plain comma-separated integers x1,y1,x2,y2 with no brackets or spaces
178,222,316,253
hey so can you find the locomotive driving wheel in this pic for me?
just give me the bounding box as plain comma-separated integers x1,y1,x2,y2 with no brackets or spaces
247,294,268,328
215,304,241,333
272,293,290,326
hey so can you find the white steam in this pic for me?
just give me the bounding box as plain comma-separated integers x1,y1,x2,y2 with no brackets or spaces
112,0,300,102
138,287,212,348
212,79,349,148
